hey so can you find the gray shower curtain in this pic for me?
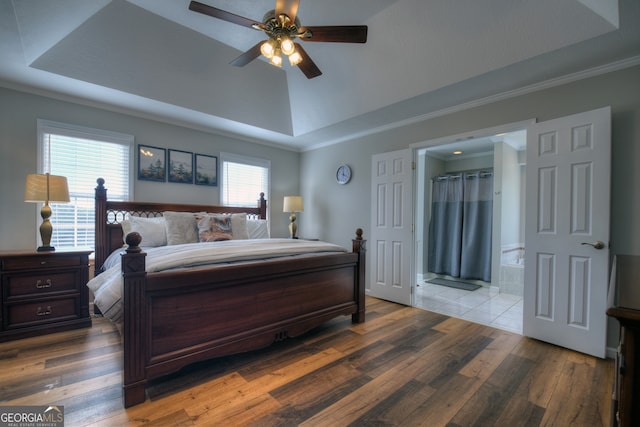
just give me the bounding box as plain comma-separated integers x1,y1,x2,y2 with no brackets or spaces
427,171,493,282
427,175,463,278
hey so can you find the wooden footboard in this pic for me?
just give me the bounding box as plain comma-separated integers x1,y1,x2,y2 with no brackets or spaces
120,230,366,407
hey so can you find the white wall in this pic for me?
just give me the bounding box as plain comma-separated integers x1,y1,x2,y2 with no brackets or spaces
498,142,522,248
492,141,523,287
444,153,493,173
0,87,300,251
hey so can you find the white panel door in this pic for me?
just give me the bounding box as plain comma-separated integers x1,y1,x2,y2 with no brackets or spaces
369,149,413,305
523,106,611,358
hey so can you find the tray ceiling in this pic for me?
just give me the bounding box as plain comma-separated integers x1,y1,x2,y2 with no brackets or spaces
1,0,638,151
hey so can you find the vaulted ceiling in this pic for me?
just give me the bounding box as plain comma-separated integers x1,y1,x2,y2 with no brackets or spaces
1,0,639,151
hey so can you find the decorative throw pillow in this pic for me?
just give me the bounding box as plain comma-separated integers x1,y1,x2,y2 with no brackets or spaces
197,214,233,242
195,213,249,240
163,211,199,245
120,216,166,247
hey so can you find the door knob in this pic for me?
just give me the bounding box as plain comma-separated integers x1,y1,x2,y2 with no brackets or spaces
581,241,605,250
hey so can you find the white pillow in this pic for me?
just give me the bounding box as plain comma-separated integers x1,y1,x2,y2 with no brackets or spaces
121,216,166,247
230,213,249,239
163,211,199,245
247,219,270,239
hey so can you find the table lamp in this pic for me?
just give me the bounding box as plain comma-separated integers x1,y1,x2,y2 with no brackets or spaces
25,173,70,251
283,196,303,239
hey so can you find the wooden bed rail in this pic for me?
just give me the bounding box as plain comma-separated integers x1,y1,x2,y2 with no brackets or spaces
119,229,366,407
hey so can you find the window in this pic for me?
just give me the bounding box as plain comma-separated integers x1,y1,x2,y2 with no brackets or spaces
220,152,270,211
37,120,133,250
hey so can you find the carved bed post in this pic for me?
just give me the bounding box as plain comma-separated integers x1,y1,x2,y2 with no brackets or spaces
258,192,267,220
95,178,107,272
121,232,148,408
352,228,366,323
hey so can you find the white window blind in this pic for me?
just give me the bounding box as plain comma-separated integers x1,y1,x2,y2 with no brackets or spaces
37,120,133,250
220,152,270,210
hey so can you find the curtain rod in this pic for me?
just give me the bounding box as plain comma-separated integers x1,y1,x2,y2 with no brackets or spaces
432,169,493,181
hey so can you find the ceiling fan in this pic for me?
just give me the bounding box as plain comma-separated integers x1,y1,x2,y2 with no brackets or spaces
188,0,368,79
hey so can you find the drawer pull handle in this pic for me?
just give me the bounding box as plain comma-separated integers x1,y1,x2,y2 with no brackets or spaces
36,306,52,316
40,261,47,265
36,279,53,289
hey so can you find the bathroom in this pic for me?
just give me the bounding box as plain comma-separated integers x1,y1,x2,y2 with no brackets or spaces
414,130,526,332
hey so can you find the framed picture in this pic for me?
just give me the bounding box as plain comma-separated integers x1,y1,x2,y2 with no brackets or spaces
168,149,193,184
138,144,166,182
195,154,218,186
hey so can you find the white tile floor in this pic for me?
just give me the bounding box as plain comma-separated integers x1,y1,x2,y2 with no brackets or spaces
414,282,523,334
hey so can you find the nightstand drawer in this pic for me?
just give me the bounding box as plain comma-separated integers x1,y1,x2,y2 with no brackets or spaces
1,254,83,271
4,271,79,298
5,297,79,328
0,249,92,341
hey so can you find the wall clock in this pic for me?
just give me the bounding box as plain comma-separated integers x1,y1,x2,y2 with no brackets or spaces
336,164,352,185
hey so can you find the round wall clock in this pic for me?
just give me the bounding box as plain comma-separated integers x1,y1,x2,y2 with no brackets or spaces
336,164,352,185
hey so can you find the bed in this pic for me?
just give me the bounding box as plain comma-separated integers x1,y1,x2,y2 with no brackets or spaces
90,178,366,407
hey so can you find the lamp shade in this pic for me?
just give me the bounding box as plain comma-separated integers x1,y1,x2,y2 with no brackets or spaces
283,196,303,213
25,173,70,203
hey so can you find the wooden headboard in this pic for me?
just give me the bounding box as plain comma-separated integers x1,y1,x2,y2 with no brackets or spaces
94,178,267,270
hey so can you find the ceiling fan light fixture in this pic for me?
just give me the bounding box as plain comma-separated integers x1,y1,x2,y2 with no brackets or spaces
270,50,283,67
288,48,302,66
188,1,368,79
260,39,276,58
280,36,295,56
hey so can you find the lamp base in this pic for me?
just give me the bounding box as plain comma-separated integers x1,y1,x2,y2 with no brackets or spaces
288,213,298,239
38,205,55,253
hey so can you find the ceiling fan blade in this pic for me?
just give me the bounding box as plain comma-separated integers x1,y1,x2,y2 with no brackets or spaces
230,42,264,67
295,44,322,79
275,0,300,22
301,25,368,43
189,1,259,29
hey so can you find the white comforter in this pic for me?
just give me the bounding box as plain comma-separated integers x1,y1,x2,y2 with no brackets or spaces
87,239,347,325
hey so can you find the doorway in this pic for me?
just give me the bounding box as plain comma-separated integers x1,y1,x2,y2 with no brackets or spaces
414,129,526,334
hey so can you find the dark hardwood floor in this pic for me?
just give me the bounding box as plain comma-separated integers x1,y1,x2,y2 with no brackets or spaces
0,297,613,426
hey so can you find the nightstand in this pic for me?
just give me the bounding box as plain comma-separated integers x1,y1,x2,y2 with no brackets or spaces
607,255,640,427
0,249,92,341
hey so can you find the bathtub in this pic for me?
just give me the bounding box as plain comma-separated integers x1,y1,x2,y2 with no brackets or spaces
500,244,524,296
